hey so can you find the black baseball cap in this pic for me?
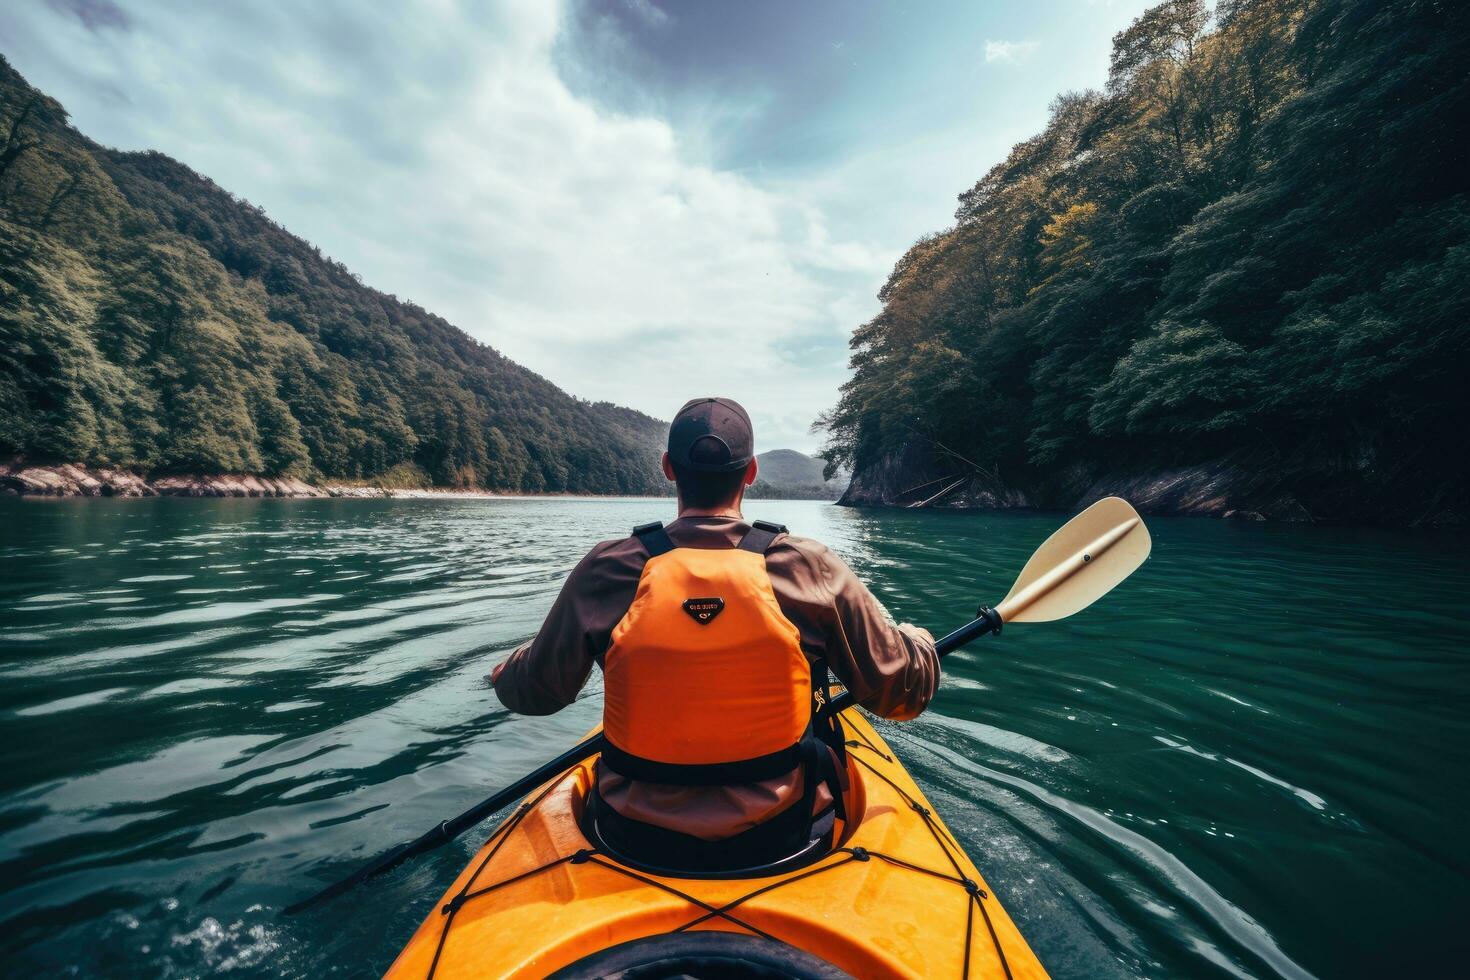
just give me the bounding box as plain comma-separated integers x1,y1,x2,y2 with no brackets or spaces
668,397,754,472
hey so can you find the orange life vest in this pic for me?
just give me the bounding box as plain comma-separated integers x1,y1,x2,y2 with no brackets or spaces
600,520,833,788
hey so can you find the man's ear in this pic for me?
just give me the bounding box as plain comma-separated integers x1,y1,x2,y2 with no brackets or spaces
661,451,676,481
743,457,758,487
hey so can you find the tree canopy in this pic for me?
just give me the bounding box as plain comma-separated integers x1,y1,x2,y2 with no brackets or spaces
0,57,667,494
820,0,1468,522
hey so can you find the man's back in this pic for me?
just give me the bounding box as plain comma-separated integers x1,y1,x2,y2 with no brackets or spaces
493,514,937,841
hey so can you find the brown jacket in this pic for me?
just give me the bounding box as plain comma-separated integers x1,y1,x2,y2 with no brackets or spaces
493,515,938,840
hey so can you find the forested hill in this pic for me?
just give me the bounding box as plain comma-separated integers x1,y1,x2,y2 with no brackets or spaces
0,57,667,494
822,0,1469,524
756,450,832,487
745,449,846,500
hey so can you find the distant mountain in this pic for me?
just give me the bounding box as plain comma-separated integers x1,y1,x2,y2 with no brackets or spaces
756,449,831,486
0,57,668,494
747,449,846,500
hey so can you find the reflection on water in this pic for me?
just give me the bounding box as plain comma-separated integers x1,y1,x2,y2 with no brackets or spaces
1,497,1466,978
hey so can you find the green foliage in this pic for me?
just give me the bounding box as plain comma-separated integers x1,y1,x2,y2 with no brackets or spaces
0,57,666,492
371,461,434,490
822,0,1470,515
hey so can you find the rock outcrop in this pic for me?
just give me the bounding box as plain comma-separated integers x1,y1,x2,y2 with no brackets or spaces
835,444,1465,525
1075,462,1314,522
0,460,327,498
838,443,1037,510
148,474,326,497
0,460,510,500
320,484,395,499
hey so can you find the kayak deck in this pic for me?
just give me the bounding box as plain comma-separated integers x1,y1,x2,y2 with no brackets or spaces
386,705,1047,979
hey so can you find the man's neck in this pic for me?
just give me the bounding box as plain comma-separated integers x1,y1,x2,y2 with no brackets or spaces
677,501,744,520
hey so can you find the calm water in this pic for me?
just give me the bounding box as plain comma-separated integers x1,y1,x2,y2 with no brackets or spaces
1,497,1466,978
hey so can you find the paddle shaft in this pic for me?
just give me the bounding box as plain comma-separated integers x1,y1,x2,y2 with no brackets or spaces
822,606,1000,716
284,608,998,914
285,732,606,914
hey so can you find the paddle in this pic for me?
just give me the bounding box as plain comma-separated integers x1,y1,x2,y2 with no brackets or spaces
821,494,1149,716
284,496,1149,915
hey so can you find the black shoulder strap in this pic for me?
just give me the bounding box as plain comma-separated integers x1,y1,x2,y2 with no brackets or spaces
736,519,787,554
632,520,675,557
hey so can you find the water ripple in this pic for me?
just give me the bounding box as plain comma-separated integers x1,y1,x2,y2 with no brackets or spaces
1,498,1467,978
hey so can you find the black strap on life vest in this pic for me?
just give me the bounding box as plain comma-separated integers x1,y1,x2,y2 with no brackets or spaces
810,656,849,824
600,740,805,786
736,520,787,553
632,520,675,557
588,779,837,874
635,519,783,557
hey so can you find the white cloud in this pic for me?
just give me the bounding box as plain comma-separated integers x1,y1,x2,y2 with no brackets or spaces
0,0,881,451
622,0,669,29
984,39,1041,64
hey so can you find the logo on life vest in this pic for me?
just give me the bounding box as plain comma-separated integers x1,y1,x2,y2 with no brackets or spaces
682,597,725,624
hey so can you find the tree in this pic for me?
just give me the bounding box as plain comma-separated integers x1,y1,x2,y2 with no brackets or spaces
821,0,1470,523
0,54,669,492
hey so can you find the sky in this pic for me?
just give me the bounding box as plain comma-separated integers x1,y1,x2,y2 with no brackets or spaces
0,0,1155,453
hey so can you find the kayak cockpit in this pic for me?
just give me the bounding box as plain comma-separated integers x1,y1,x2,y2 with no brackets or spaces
575,737,870,881
385,707,1046,979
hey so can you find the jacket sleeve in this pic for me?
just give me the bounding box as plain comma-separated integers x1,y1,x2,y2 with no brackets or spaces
492,540,634,716
776,538,939,720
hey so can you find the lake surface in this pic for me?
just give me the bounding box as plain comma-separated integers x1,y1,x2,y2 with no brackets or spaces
1,496,1466,978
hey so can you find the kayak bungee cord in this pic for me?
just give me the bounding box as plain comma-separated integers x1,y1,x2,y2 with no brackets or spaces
843,737,1013,980
417,718,1014,980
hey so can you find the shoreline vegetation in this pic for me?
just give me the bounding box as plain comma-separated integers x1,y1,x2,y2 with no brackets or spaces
0,57,669,498
3,456,1459,526
819,0,1468,528
0,54,845,510
0,460,661,500
0,458,842,502
5,2,1465,527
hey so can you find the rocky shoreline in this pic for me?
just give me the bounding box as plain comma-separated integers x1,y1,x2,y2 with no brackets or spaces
836,444,1463,526
0,461,510,500
0,461,653,501
1,461,329,498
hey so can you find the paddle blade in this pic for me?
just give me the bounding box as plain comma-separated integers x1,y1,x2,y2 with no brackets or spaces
996,496,1150,624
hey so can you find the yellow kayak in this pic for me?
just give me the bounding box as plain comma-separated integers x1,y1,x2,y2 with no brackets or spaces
386,700,1047,979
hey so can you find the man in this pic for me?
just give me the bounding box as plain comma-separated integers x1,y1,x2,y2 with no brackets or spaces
492,397,938,870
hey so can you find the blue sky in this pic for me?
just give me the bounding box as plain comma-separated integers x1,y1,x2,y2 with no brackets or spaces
1,0,1155,452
